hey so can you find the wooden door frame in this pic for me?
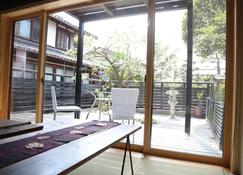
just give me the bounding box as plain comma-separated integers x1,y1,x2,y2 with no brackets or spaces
0,0,236,170
0,11,48,123
143,0,235,168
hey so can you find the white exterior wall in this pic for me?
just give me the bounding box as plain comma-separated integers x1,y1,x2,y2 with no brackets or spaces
47,20,56,47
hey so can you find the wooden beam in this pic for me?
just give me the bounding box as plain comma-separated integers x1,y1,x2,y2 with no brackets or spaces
1,0,113,20
143,0,155,154
78,1,187,22
185,0,192,135
35,11,48,123
75,19,84,119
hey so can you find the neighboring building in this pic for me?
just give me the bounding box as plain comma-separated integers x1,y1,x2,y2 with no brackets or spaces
12,13,98,84
11,13,100,112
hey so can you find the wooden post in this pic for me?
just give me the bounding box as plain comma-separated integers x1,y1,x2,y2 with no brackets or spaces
183,82,186,111
228,0,239,172
0,15,13,119
35,11,48,123
185,0,193,135
143,0,155,154
75,19,84,119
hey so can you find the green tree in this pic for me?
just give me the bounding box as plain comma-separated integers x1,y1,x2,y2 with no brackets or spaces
154,41,186,82
67,29,182,86
65,32,97,57
182,0,226,75
66,30,146,87
89,47,145,88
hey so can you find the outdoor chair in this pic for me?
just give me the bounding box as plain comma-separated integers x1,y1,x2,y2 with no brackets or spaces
111,88,139,124
50,86,81,120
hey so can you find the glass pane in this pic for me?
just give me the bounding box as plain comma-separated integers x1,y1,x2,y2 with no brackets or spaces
10,17,40,123
43,13,77,122
31,18,40,42
151,0,226,158
17,20,31,38
81,14,147,145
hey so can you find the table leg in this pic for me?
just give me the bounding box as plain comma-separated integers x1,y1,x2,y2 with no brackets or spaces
107,99,111,121
121,136,134,175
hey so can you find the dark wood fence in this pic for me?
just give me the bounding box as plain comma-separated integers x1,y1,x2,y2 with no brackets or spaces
11,77,102,112
127,82,212,114
11,74,213,117
206,97,224,149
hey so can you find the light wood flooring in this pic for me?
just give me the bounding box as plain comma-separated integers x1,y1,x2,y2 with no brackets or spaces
69,148,231,175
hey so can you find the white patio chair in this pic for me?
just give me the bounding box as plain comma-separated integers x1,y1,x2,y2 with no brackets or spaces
51,86,81,120
111,88,139,124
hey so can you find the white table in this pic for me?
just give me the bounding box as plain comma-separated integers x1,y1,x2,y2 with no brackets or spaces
86,91,112,120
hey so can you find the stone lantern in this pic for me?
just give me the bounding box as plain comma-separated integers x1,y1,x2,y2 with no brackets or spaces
166,89,178,119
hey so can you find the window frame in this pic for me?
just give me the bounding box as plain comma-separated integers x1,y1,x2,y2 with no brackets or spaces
55,25,71,51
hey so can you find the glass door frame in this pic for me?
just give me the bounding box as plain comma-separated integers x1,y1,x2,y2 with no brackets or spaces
6,12,48,124
143,0,234,167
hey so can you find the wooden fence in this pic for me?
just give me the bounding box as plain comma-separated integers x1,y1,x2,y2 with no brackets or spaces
11,74,213,117
126,81,212,114
11,77,101,112
206,98,224,149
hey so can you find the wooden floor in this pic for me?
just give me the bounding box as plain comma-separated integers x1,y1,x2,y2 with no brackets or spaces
69,148,230,175
10,108,222,157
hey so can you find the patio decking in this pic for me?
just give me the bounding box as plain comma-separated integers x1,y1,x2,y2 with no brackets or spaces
10,108,222,158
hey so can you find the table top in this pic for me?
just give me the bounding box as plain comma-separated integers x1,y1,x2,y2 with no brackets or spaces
0,120,141,175
0,120,43,139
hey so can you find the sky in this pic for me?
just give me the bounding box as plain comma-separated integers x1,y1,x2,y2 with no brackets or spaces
55,10,187,63
54,10,226,77
82,11,225,75
84,10,187,62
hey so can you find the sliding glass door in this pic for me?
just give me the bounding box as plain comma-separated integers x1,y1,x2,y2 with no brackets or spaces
150,0,226,158
9,17,41,123
7,0,230,165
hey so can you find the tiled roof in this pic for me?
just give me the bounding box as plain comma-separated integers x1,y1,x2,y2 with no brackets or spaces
14,37,77,63
50,14,78,30
14,37,99,68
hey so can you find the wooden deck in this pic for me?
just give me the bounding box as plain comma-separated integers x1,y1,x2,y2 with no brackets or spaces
10,108,222,158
